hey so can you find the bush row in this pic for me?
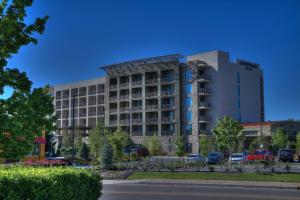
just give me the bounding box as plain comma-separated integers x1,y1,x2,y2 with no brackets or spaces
0,166,102,200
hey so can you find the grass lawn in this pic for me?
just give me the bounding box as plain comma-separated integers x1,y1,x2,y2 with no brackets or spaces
128,172,300,183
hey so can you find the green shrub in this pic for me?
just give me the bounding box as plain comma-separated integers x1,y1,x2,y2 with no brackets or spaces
0,166,102,200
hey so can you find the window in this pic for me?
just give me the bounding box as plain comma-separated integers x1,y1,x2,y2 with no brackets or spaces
88,96,96,106
185,97,192,107
185,124,192,135
79,87,86,96
97,95,104,104
62,90,69,99
71,88,78,97
56,91,62,99
185,83,192,95
185,110,192,122
88,107,96,117
88,85,96,95
79,97,86,107
186,143,192,153
97,84,105,93
185,69,193,81
237,72,240,84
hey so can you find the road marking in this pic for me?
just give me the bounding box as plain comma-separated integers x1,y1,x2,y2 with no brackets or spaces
103,191,300,199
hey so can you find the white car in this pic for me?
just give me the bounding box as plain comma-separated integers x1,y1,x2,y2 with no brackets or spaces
229,153,246,164
186,154,205,162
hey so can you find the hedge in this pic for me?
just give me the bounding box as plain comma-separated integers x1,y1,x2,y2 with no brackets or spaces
0,166,102,200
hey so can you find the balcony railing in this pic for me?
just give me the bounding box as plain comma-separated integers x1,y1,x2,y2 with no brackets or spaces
198,88,211,95
198,116,211,122
109,120,117,125
161,77,174,83
120,82,129,88
145,79,158,84
132,93,142,98
109,84,117,89
161,91,174,96
198,75,211,82
132,80,142,86
109,96,118,101
145,105,158,110
120,119,129,125
132,106,143,111
198,102,212,109
120,95,129,100
132,131,143,136
146,131,158,136
109,108,118,113
132,118,143,123
161,130,174,136
161,104,175,110
119,107,130,112
146,118,158,123
146,92,157,97
161,117,174,123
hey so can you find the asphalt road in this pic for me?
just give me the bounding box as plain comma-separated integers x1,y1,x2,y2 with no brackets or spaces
100,181,300,200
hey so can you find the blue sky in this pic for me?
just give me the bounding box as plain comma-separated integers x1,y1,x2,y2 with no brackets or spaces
3,0,300,121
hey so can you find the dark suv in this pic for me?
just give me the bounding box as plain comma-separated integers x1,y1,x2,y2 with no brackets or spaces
278,149,293,162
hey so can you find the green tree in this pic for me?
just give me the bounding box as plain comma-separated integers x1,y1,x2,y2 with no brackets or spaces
174,135,185,157
79,142,89,160
109,127,127,161
144,135,162,156
74,130,82,157
122,133,134,150
0,0,53,160
272,128,288,154
296,132,300,154
199,135,215,157
99,138,113,170
249,138,258,153
89,124,105,161
61,131,73,159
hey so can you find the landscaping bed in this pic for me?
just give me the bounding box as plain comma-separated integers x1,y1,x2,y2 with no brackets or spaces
0,166,102,200
128,172,300,183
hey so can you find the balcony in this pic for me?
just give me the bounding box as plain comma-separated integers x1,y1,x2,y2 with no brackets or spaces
120,95,129,100
109,84,117,90
198,88,211,95
132,80,142,86
145,79,158,84
161,77,174,83
120,119,129,125
161,117,175,123
146,92,157,97
132,118,143,124
161,104,175,110
198,75,211,82
120,82,129,88
198,102,212,109
132,131,143,136
109,96,118,101
119,107,130,112
109,108,118,113
132,106,143,111
198,116,211,123
109,120,118,126
146,131,157,136
145,105,158,110
132,93,142,98
146,118,158,123
161,91,174,96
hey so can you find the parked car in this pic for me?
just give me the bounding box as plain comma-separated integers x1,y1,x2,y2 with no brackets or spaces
207,152,223,164
278,149,293,162
186,153,206,163
247,150,274,162
229,153,247,164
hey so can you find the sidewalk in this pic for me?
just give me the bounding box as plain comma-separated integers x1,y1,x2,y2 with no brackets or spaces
103,179,300,190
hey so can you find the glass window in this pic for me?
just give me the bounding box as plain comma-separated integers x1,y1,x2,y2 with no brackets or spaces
185,69,193,81
185,83,192,95
237,72,240,83
185,124,192,135
185,110,192,122
185,97,192,107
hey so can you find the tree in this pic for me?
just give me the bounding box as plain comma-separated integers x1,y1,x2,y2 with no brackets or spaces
61,130,73,159
174,135,185,157
144,135,162,156
272,128,288,154
199,135,215,157
99,138,113,170
79,142,89,160
109,127,127,161
296,132,300,154
0,0,53,160
74,130,82,157
89,124,105,161
213,116,243,172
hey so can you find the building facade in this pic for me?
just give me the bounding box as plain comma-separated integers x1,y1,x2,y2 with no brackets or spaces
51,50,264,154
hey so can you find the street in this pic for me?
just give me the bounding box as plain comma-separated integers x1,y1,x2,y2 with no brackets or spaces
100,181,300,200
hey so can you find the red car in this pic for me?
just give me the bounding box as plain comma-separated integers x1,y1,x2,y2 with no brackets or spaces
247,150,274,162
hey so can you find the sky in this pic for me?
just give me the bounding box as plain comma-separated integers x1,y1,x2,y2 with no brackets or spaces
2,0,300,121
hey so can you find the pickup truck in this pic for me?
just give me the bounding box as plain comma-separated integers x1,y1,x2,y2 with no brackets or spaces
247,150,274,162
